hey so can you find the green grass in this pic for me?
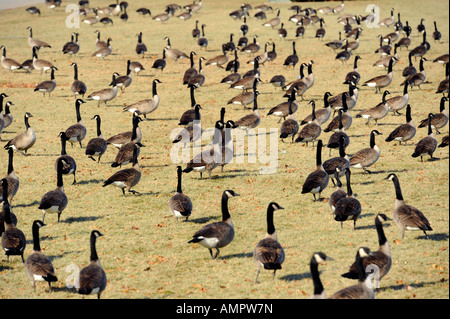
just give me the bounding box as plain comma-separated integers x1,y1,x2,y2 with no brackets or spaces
0,0,448,299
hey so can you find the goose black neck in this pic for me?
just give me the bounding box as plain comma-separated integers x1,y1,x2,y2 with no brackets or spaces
56,159,64,188
24,114,30,129
132,146,138,166
440,97,447,112
353,56,359,69
220,108,225,123
288,97,293,115
253,93,258,110
190,86,196,107
221,192,232,221
126,60,131,75
403,80,409,95
308,63,313,75
392,175,404,201
342,94,348,111
7,147,14,175
32,222,42,252
299,63,305,78
324,93,330,108
427,115,433,135
419,59,425,72
311,101,316,121
375,217,388,247
355,252,367,282
292,41,296,55
338,110,343,130
131,116,140,140
387,57,394,73
370,131,377,149
316,140,322,167
408,52,413,66
73,64,78,80
50,68,55,80
90,233,99,262
96,116,102,137
152,80,158,96
190,52,195,67
60,134,67,155
266,204,276,235
338,136,346,158
345,169,353,196
194,105,201,120
176,166,183,193
310,256,324,296
406,106,412,123
75,102,82,123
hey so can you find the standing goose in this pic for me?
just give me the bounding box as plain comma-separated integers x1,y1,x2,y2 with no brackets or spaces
324,92,353,133
326,109,350,156
267,42,277,63
379,8,395,27
412,113,437,162
310,252,333,299
436,62,449,95
38,158,68,223
385,173,433,239
187,57,206,89
398,28,412,50
417,97,448,134
24,220,58,292
279,90,299,143
295,101,322,146
172,104,202,144
325,31,343,51
328,170,347,212
220,120,235,172
135,32,147,58
87,74,118,107
183,51,198,85
432,21,442,42
4,112,36,156
103,144,141,196
192,20,200,39
262,8,281,28
438,135,449,148
0,46,22,72
301,140,329,201
62,32,80,56
64,99,87,148
323,135,350,186
283,41,299,68
267,89,298,123
342,214,391,289
385,105,416,145
78,230,107,299
129,61,145,75
111,114,144,168
373,43,399,69
335,41,351,64
253,202,285,283
315,19,326,40
106,112,143,149
94,30,108,50
151,49,166,73
233,91,261,133
57,132,77,185
205,44,229,68
227,78,258,108
169,166,193,222
349,130,382,173
91,38,112,59
82,9,99,26
328,247,375,299
334,168,362,229
27,27,51,49
188,190,239,259
241,36,260,55
225,48,240,73
0,93,6,140
401,57,427,90
178,86,198,125
344,55,362,84
0,147,19,203
164,37,189,61
409,32,429,59
32,46,55,75
34,67,57,97
301,92,333,126
386,80,410,115
1,179,26,262
70,63,87,99
123,79,162,118
278,23,287,39
197,24,208,50
2,100,13,130
356,90,390,125
114,61,133,93
362,57,397,93
85,115,107,163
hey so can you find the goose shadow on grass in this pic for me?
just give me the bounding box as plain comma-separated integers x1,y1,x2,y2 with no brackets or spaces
376,278,449,292
186,216,219,224
14,200,40,208
76,179,103,185
220,252,253,260
280,271,313,282
61,215,103,224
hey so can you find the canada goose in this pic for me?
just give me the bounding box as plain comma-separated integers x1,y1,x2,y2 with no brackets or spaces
177,9,192,21
262,8,281,28
283,41,299,68
38,158,68,223
238,27,249,48
323,134,350,183
4,112,36,156
106,112,143,149
344,56,361,84
152,6,174,23
172,105,202,144
253,202,285,283
385,81,410,116
83,9,99,26
402,52,417,78
326,109,350,156
301,140,329,201
120,3,128,21
187,57,206,89
385,105,416,145
220,120,235,172
267,42,277,63
78,230,107,299
325,31,344,51
301,92,332,126
123,79,162,118
228,78,258,108
379,8,395,27
114,62,133,93
188,189,239,259
92,37,112,59
62,33,80,56
20,52,34,73
135,32,147,58
373,43,399,69
417,97,448,134
57,132,77,185
240,17,249,34
27,27,51,49
187,0,203,13
342,214,391,289
231,72,259,91
205,44,229,68
85,115,107,163
241,35,260,55
328,81,358,114
182,52,198,86
283,63,307,96
94,30,108,50
382,24,400,43
433,54,449,65
0,147,19,204
295,101,322,146
409,32,429,59
1,179,26,262
136,8,151,16
417,18,426,33
277,23,287,39
178,86,198,125
243,57,261,78
304,60,315,89
31,46,55,75
324,92,353,133
197,24,208,50
65,99,86,148
315,19,326,40
223,33,236,53
328,169,347,212
334,168,361,229
267,89,298,123
87,74,118,107
183,121,223,179
432,21,441,42
163,38,189,62
362,56,397,93
169,166,193,222
2,101,13,130
34,67,57,97
24,220,58,292
192,20,200,38
328,247,375,299
70,63,87,99
249,42,270,65
0,180,17,238
233,91,261,133
375,36,392,56
356,90,390,125
402,20,412,35
397,28,411,50
152,49,166,73
438,135,449,148
225,49,240,73
310,252,333,299
412,113,437,161
229,6,248,20
0,94,5,138
0,46,22,72
26,6,41,15
111,117,144,168
295,19,306,38
103,144,141,196
349,130,382,173
436,62,449,95
385,173,433,239
269,75,285,90
279,91,299,143
402,57,428,91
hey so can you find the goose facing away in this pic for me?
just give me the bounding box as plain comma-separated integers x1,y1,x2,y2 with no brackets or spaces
253,202,285,283
301,140,329,201
188,190,239,259
412,113,437,161
279,90,299,143
57,132,77,185
295,100,322,146
333,168,362,229
169,166,193,221
70,62,87,99
85,115,107,163
64,99,87,148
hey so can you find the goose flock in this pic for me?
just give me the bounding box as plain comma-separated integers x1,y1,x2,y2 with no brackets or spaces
0,0,448,300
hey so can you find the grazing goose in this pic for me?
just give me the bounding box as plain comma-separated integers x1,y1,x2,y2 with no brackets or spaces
172,104,202,144
27,27,51,49
31,46,55,75
334,168,361,229
279,91,299,143
295,101,322,146
65,99,87,148
301,92,333,126
62,33,80,56
183,121,223,179
412,113,437,162
356,90,390,125
362,57,397,93
417,97,448,134
85,115,107,163
169,166,193,222
135,32,147,57
34,67,57,97
128,61,145,75
24,220,58,292
0,46,22,72
1,179,26,262
253,202,285,283
152,7,174,23
267,89,298,123
344,56,361,85
349,130,382,173
205,44,229,68
70,63,87,99
187,57,206,89
385,173,432,239
183,51,198,85
438,135,449,148
188,190,239,259
283,41,299,68
385,105,416,145
326,109,350,156
301,140,329,201
106,112,143,149
91,38,112,59
342,214,391,289
197,24,208,50
433,54,449,65
401,57,427,90
0,147,19,204
123,79,162,118
328,247,375,299
328,170,347,212
103,144,141,196
310,252,333,299
262,8,281,28
4,112,36,156
114,61,133,93
269,74,285,90
87,74,118,107
324,92,353,132
151,49,166,73
136,8,151,16
78,230,107,299
436,62,449,95
233,91,261,133
57,132,77,185
38,159,68,223
323,135,350,185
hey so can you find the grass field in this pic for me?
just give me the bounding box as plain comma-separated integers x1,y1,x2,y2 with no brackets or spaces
0,0,448,300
